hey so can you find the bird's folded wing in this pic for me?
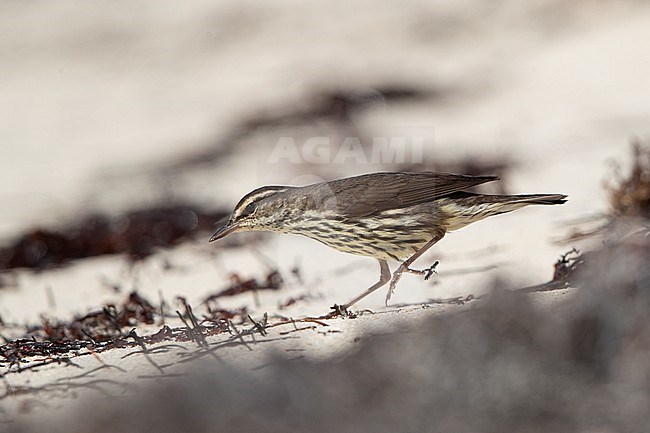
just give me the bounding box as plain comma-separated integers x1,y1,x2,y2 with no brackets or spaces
328,172,499,219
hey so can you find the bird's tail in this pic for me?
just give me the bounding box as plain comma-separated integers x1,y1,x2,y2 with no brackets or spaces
497,193,568,206
441,192,567,231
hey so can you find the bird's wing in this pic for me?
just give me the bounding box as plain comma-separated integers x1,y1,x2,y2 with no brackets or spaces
318,172,498,219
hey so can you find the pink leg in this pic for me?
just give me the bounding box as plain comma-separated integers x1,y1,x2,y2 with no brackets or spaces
385,232,445,306
332,259,391,313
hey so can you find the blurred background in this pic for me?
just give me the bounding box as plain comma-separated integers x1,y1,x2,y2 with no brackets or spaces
2,0,649,239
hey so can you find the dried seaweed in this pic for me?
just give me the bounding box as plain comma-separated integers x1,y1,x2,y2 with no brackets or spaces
0,205,228,271
0,289,260,376
564,140,650,243
605,140,650,218
203,270,284,302
38,292,156,343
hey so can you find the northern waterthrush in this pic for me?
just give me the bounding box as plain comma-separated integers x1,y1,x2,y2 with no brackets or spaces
210,171,566,311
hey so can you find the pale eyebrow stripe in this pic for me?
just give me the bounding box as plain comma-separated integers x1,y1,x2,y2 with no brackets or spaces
232,188,288,218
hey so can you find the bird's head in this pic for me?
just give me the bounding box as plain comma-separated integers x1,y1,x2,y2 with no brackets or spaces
209,185,293,242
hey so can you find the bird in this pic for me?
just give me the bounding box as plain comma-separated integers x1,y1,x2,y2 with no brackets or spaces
209,171,567,312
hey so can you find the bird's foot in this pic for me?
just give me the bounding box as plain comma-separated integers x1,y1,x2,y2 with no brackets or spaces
403,260,439,281
323,304,354,319
385,273,402,306
423,260,439,280
385,261,440,306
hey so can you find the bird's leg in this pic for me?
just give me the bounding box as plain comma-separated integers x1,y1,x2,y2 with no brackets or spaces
386,232,445,306
330,259,391,315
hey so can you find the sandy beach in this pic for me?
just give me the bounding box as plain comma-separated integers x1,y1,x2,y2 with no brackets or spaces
2,1,650,431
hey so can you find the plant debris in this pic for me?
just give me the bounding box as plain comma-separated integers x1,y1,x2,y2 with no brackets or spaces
0,205,228,271
564,140,650,243
278,295,309,309
515,248,584,294
203,270,284,302
0,291,256,375
0,265,289,374
552,247,584,283
38,292,156,343
605,140,650,218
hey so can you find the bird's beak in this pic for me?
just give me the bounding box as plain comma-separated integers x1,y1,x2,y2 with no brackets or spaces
209,221,241,242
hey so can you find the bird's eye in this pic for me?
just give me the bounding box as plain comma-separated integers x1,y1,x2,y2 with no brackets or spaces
241,202,256,217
